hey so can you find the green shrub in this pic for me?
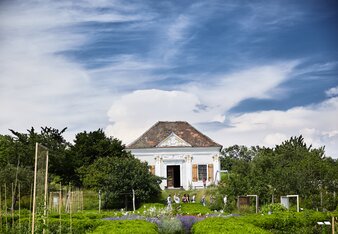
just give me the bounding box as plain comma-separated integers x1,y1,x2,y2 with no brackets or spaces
158,217,182,234
83,190,100,210
91,220,157,234
179,203,211,215
192,217,271,234
260,203,287,214
242,211,330,233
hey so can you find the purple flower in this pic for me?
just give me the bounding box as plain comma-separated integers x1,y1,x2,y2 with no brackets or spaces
177,215,204,233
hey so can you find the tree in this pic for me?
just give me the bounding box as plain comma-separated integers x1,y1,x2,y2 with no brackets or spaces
69,129,128,186
81,155,161,209
217,136,338,210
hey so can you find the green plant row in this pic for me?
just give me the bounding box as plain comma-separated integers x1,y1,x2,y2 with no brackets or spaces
192,217,271,234
90,220,158,234
242,210,330,232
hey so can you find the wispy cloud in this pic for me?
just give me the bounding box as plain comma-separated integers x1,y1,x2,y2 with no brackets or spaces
0,0,153,139
105,61,298,142
237,1,305,31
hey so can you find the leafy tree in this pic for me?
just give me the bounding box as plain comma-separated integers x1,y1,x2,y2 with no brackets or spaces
81,155,162,209
69,129,128,186
218,136,338,211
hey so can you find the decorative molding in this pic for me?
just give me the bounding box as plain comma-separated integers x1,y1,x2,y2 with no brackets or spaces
212,154,220,162
155,155,163,163
157,132,191,147
184,155,193,163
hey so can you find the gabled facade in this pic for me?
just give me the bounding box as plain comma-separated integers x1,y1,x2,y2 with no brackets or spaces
127,121,222,190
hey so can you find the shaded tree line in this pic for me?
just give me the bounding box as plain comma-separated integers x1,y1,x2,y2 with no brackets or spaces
0,127,161,209
219,136,338,211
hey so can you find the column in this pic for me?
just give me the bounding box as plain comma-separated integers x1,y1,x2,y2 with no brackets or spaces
213,154,221,183
185,155,193,189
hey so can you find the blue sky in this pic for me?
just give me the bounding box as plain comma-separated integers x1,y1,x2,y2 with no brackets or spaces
0,0,338,157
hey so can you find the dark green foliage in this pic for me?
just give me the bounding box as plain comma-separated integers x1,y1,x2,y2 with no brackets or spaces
81,156,162,209
219,136,338,211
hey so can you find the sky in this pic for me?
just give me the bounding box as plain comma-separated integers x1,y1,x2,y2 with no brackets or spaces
0,0,338,158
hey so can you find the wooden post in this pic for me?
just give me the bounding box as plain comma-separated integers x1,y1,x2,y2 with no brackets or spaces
43,150,49,234
4,184,8,232
18,183,21,230
69,186,72,234
133,189,136,211
31,142,38,234
98,190,101,213
332,216,335,234
28,184,32,233
59,183,62,234
0,186,2,233
11,183,14,226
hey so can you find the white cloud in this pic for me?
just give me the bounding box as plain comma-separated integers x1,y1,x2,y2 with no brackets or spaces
325,86,338,97
207,97,338,158
185,61,298,115
105,62,298,144
0,0,152,140
105,89,220,144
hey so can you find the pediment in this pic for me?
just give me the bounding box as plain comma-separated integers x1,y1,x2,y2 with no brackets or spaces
157,132,191,147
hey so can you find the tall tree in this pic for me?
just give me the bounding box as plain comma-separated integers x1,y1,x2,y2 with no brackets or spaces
81,155,161,209
69,129,128,186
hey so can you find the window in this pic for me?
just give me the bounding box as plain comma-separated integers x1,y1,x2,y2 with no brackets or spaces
198,165,207,181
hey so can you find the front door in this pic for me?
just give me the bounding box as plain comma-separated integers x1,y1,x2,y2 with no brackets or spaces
167,165,180,188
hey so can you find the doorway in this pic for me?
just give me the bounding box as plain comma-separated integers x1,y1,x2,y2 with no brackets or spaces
167,165,180,188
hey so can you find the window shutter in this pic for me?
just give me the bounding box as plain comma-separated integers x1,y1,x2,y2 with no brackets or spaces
150,165,155,175
192,164,198,182
208,164,214,181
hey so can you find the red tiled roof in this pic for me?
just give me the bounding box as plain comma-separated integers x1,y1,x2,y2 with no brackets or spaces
127,121,222,149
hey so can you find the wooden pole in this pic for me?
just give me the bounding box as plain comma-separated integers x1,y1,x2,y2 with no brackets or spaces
0,186,2,233
332,216,335,234
4,184,8,232
132,189,135,211
69,185,72,234
59,183,62,234
98,190,101,213
31,142,38,234
11,183,14,226
28,184,33,233
18,183,21,231
43,150,49,234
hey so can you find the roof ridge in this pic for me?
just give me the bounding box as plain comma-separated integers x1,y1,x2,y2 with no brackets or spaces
127,121,222,149
188,123,222,147
126,121,161,148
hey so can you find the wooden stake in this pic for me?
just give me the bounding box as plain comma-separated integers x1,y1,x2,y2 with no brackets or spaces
43,150,49,234
332,216,335,234
4,184,8,232
132,189,135,211
28,184,33,233
59,183,62,234
0,186,2,233
11,183,14,226
31,142,38,234
19,183,21,231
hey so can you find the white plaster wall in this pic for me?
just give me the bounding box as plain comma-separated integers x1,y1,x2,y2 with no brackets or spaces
129,147,221,190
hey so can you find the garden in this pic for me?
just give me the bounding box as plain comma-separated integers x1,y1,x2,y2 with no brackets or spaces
1,128,338,233
1,189,337,234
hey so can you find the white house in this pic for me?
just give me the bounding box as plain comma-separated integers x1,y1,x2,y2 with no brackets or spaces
127,121,222,190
